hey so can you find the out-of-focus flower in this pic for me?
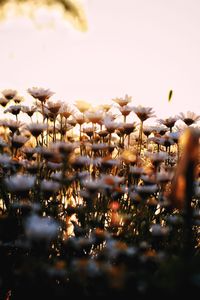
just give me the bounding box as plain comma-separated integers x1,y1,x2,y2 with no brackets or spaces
0,138,7,149
140,174,156,185
143,125,155,137
75,114,86,125
178,111,200,126
167,215,183,225
12,200,40,212
154,135,175,148
129,191,142,205
47,161,62,171
120,149,136,164
129,166,144,179
156,171,173,183
100,156,119,170
0,153,11,166
91,143,108,151
75,100,91,113
81,178,102,193
97,129,109,138
13,95,23,104
150,224,169,236
25,214,59,240
38,106,52,120
0,97,9,107
4,105,21,116
21,105,37,118
158,116,178,130
27,87,54,103
104,239,128,260
132,105,155,122
21,128,32,139
4,174,36,196
0,0,88,32
85,111,104,124
59,103,74,119
46,100,63,115
22,147,36,160
98,103,112,112
104,116,120,133
3,119,23,133
112,94,132,107
118,105,132,117
50,171,64,183
118,122,137,136
53,141,76,156
148,136,162,146
11,134,29,149
166,131,181,143
67,117,77,127
70,155,91,169
25,162,39,174
156,124,168,136
58,123,74,136
135,184,158,197
27,123,46,138
174,122,188,134
40,179,61,198
2,89,17,100
40,146,61,163
145,151,168,167
100,174,124,188
82,126,94,137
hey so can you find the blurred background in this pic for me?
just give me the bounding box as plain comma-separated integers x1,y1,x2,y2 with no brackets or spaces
0,0,200,117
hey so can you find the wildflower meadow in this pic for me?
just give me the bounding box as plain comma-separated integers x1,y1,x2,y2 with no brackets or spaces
0,88,199,299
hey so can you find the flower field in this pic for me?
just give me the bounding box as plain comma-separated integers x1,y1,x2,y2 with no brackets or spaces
0,88,199,299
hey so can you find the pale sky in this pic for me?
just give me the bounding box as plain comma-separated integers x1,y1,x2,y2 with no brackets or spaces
0,0,200,117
